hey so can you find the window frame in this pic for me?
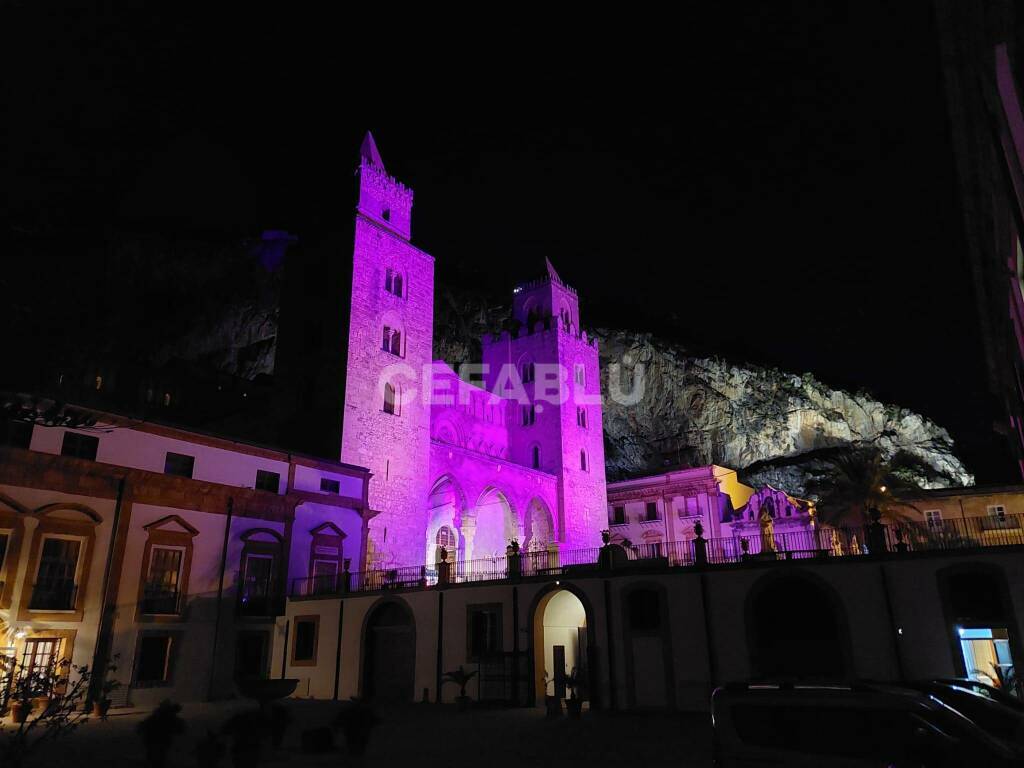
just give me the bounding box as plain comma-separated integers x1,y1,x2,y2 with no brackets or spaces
291,615,320,666
466,603,503,662
254,469,281,493
132,631,179,688
60,431,98,461
163,452,195,479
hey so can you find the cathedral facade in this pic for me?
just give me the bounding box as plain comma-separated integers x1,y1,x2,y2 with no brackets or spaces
340,134,607,571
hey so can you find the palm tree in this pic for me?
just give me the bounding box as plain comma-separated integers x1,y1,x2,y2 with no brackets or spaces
805,447,926,526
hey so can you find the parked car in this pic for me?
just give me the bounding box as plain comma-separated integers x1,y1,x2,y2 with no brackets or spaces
902,680,1024,745
928,678,1024,712
711,683,1024,767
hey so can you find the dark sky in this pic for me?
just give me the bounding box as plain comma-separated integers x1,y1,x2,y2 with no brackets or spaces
2,2,1016,481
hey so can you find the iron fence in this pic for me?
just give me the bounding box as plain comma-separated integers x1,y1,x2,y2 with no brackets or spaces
288,514,1024,598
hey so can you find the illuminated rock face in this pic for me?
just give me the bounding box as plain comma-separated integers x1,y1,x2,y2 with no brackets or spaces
340,135,607,568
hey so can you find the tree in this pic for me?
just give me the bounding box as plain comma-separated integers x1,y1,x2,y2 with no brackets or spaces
0,658,96,768
805,446,926,526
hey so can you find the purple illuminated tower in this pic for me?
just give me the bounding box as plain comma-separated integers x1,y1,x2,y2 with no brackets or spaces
340,133,434,567
482,259,607,549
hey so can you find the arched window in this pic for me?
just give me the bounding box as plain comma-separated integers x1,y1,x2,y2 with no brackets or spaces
580,449,588,471
383,383,397,415
576,406,587,428
385,269,394,294
383,326,402,356
394,273,403,297
531,445,540,469
522,362,535,384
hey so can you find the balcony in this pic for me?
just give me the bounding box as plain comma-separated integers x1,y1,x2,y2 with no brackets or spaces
980,515,1022,532
140,586,183,616
29,579,77,611
237,578,284,617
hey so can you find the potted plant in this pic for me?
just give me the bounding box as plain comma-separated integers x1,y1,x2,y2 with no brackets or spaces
564,667,586,719
91,658,121,718
542,671,563,719
8,673,34,724
136,699,186,768
441,666,477,711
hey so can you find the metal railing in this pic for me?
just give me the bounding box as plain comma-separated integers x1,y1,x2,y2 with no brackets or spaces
29,580,77,610
237,578,285,616
140,586,183,615
288,514,1024,599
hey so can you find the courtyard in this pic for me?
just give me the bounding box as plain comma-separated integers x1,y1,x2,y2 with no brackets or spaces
14,700,713,768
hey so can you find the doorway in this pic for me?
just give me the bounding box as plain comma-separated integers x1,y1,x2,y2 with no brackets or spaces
534,589,588,704
362,601,416,703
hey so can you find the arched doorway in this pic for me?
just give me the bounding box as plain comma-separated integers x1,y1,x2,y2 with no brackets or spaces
471,487,517,561
533,588,589,706
524,497,554,551
362,600,416,703
747,573,848,680
425,476,464,568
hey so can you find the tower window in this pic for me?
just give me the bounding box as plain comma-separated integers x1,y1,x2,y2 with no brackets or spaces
522,362,535,384
612,506,626,525
382,326,403,356
385,269,404,298
531,445,540,469
574,364,586,386
576,407,587,428
580,450,588,471
384,382,398,415
645,502,658,521
381,208,391,222
521,404,536,426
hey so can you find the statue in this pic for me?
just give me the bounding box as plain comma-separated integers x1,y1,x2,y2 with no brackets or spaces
759,507,776,553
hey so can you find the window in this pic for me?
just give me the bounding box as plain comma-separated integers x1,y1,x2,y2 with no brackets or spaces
580,449,588,471
467,604,502,660
522,362,535,383
576,407,587,428
612,506,625,525
521,404,536,426
987,504,1008,522
385,268,403,297
320,478,340,494
60,432,98,461
142,547,183,614
381,208,391,222
239,553,277,615
924,509,942,528
31,537,80,610
960,626,1015,687
164,452,195,478
574,364,585,386
253,469,280,493
531,445,540,469
135,635,173,686
383,382,397,415
627,589,661,632
382,326,402,356
292,616,319,665
645,502,658,521
21,638,61,695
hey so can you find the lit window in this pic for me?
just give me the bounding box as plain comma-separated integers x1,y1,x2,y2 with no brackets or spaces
924,509,942,528
94,375,103,391
987,505,1007,521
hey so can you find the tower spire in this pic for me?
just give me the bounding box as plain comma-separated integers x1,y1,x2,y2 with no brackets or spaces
545,257,563,285
360,131,385,171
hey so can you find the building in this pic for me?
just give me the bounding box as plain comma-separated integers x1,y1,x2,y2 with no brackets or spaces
0,405,370,708
339,133,607,570
936,0,1024,476
893,484,1024,535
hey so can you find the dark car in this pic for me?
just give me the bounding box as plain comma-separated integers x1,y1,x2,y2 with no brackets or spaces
928,679,1024,712
712,683,1024,767
903,680,1024,745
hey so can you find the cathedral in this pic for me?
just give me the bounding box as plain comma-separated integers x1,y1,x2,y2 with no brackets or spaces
339,133,608,570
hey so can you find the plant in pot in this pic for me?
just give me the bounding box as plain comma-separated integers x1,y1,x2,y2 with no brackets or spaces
441,666,477,711
91,657,121,719
136,699,186,768
542,671,563,719
564,667,586,719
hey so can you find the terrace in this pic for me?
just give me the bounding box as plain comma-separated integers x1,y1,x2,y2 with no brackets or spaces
290,514,1024,599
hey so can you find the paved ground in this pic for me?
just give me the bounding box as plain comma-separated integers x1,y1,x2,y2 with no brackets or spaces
8,699,713,767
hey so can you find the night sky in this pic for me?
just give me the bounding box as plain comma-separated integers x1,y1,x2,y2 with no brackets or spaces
2,3,1016,482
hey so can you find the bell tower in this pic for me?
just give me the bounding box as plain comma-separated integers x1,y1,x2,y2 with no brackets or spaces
340,132,434,568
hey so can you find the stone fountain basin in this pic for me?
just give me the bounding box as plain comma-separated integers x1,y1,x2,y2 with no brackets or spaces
236,677,299,702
